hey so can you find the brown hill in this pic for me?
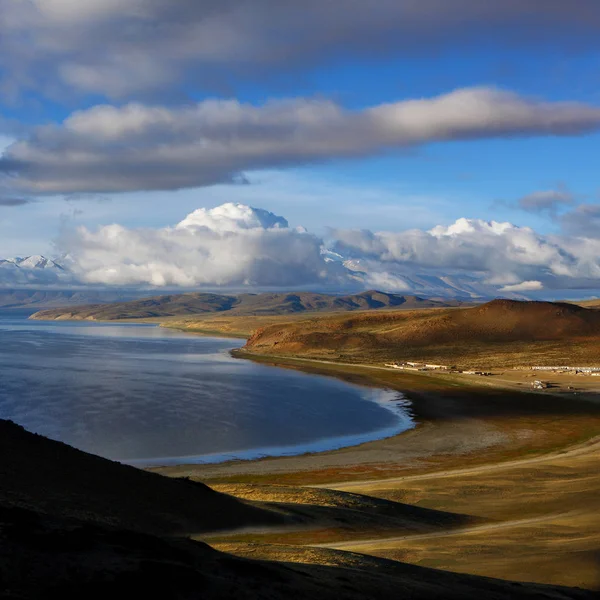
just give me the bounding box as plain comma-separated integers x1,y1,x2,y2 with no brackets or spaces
29,290,460,321
0,419,593,599
244,300,600,368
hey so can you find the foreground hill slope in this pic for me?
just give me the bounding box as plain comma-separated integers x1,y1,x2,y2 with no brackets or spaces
0,420,593,599
0,419,283,536
4,505,593,600
30,290,460,321
244,300,600,368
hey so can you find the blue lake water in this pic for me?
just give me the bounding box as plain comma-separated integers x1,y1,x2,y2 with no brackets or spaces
0,310,414,465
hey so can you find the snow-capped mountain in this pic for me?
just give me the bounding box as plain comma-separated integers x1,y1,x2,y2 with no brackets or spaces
0,255,71,286
320,250,500,299
342,258,501,299
1,255,64,270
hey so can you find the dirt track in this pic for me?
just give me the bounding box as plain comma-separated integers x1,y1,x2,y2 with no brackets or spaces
315,433,600,490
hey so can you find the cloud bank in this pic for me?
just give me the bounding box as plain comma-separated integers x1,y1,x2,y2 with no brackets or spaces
58,203,344,288
3,88,600,195
51,202,600,297
2,1,600,100
332,217,600,293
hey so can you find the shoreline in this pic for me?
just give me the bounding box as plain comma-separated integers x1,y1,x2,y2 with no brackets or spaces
152,349,600,484
14,315,423,470
127,388,415,468
21,313,600,483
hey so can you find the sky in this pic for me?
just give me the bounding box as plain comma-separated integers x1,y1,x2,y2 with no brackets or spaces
1,1,600,298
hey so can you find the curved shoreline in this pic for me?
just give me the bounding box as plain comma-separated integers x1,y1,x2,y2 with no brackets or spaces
152,349,600,484
126,388,415,468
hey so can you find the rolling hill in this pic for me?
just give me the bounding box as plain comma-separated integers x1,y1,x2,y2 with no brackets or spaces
243,299,600,368
29,290,461,321
1,419,594,599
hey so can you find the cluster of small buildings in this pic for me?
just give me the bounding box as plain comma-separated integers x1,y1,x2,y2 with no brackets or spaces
385,362,452,372
384,362,491,376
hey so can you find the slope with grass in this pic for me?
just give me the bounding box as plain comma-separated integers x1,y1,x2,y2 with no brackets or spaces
4,419,593,599
244,299,600,368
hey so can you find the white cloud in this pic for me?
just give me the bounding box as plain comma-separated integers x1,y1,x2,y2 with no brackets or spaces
176,203,288,232
3,88,600,195
500,280,544,292
332,217,600,291
3,1,600,100
58,203,346,288
50,202,600,296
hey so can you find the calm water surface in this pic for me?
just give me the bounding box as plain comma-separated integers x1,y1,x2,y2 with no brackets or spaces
0,310,413,465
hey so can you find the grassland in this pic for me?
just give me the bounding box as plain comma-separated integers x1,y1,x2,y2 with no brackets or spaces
6,415,596,599
152,359,600,591
149,300,600,592
242,299,600,369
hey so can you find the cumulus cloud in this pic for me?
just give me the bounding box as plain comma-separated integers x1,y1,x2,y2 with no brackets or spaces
500,280,544,292
58,203,345,287
517,186,576,214
54,202,600,296
3,88,600,195
332,217,600,292
2,1,600,100
176,203,288,232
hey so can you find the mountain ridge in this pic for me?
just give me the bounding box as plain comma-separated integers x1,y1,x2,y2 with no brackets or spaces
29,290,465,321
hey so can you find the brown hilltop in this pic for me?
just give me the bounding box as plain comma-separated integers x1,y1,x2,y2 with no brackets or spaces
244,300,600,368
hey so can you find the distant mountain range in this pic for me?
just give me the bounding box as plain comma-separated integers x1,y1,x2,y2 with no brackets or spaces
325,253,503,299
30,290,465,321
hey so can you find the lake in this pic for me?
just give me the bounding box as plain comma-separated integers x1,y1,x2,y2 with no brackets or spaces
0,310,413,465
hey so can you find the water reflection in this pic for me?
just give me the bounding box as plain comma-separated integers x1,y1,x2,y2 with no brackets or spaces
0,311,414,465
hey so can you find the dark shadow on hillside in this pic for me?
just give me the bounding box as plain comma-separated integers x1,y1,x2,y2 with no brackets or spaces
0,419,287,537
1,503,596,600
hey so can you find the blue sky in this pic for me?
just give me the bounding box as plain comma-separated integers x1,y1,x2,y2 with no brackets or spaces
0,2,599,297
